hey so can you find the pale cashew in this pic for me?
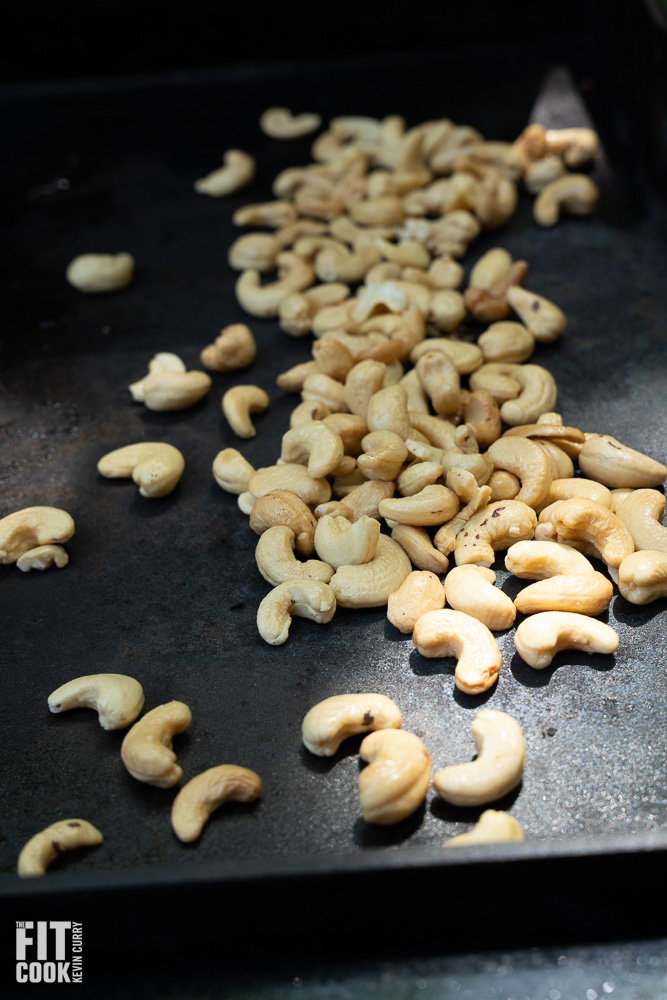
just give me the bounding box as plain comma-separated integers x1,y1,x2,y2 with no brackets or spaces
536,497,634,569
505,539,595,579
444,565,516,631
233,201,297,228
462,390,502,448
387,570,446,633
396,460,444,497
486,436,552,509
610,488,636,514
194,150,255,196
514,611,619,669
260,106,322,139
514,571,613,615
350,196,406,227
277,360,318,393
314,241,382,283
97,442,185,498
390,523,450,574
412,609,501,695
256,579,336,645
314,514,380,570
200,324,258,372
455,500,537,567
322,413,368,455
290,400,332,427
434,710,525,806
18,820,103,878
302,693,402,756
373,236,430,268
463,142,527,180
238,492,255,515
328,479,394,522
280,420,344,479
469,362,557,425
329,533,411,608
543,477,612,510
366,384,412,440
222,385,270,439
235,253,315,317
171,766,263,843
279,283,350,337
410,337,483,375
228,233,281,273
578,434,667,488
249,490,317,556
301,372,349,413
48,673,144,730
129,354,211,411
121,701,192,787
618,550,667,604
488,470,521,501
408,414,457,451
351,279,406,322
433,477,493,555
443,809,524,847
275,218,329,247
478,321,535,364
533,174,599,227
212,448,256,495
615,489,667,552
312,337,355,381
0,507,74,564
66,252,134,293
16,544,69,572
415,350,461,417
358,729,431,825
505,286,567,343
399,368,429,414
464,250,528,323
538,441,573,481
344,359,388,417
544,127,600,167
523,155,567,194
255,526,333,587
428,289,466,332
379,484,459,527
358,431,408,481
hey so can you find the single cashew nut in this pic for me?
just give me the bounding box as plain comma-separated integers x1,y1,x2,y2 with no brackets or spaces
16,544,69,572
514,571,613,616
18,819,103,878
256,579,336,645
212,448,256,495
235,252,315,317
443,809,524,847
505,287,567,343
455,500,537,568
505,539,596,578
618,550,667,604
249,464,331,506
48,673,145,730
416,350,462,417
228,233,281,273
358,430,409,482
0,507,74,564
444,565,516,631
328,479,394,522
280,420,345,479
514,611,619,669
171,765,262,842
222,385,270,439
543,477,612,510
358,729,431,825
379,484,459,527
329,533,411,608
578,434,667,489
478,322,535,364
260,107,322,139
256,525,334,587
412,609,502,695
194,149,255,196
302,693,402,756
201,324,258,372
535,497,634,570
607,489,667,553
249,490,318,556
433,710,525,806
97,442,185,497
486,436,552,509
129,353,211,411
121,701,192,787
314,514,381,570
533,174,599,227
66,252,134,293
387,570,446,634
390,523,450,574
366,384,412,440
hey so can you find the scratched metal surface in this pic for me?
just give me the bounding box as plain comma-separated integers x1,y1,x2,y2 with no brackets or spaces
0,45,666,890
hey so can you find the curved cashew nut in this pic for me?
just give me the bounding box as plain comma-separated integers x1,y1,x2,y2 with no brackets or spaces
256,579,336,645
412,609,502,695
228,233,281,273
194,149,255,197
488,470,521,501
314,514,381,570
505,539,595,578
16,544,69,572
301,372,349,413
358,430,408,481
48,673,144,730
329,533,411,608
235,253,315,317
0,507,74,564
618,550,667,605
379,484,459,527
514,571,613,616
212,448,256,495
18,819,103,878
578,434,667,488
233,200,297,228
129,354,211,411
260,106,322,139
470,362,557,425
535,497,634,569
387,570,446,634
327,479,394,522
613,489,667,553
462,390,502,448
543,476,612,510
66,252,134,293
390,523,450,574
249,489,318,556
478,321,535,364
222,385,270,439
486,436,552,509
533,174,599,227
302,693,402,756
358,729,431,825
415,350,461,417
514,611,619,669
410,337,483,374
434,710,525,806
454,500,537,568
121,701,192,787
443,809,524,847
171,765,262,842
366,384,412,440
201,324,258,372
314,240,382,284
505,287,567,343
97,443,185,498
249,464,331,506
396,460,445,498
444,565,516,631
280,420,344,479
255,525,333,587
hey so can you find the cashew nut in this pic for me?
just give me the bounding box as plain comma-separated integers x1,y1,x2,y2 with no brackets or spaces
379,484,459,527
314,514,381,570
396,460,444,498
48,673,145,730
433,710,525,806
16,544,69,572
613,489,667,553
358,729,431,825
533,174,599,227
505,287,567,343
249,489,317,555
618,550,667,604
578,434,667,489
412,609,502,695
194,150,255,196
250,465,332,507
201,324,258,372
280,420,345,479
387,570,446,633
514,571,613,616
410,337,483,375
256,579,336,644
443,809,524,847
212,448,256,495
0,507,74,564
235,252,315,317
66,252,134,293
357,430,408,481
469,362,557,425
233,201,297,228
301,372,349,413
536,497,634,569
487,470,521,501
366,384,412,440
478,321,535,364
329,533,411,608
18,819,103,878
97,443,185,498
302,693,402,756
415,350,461,417
129,353,211,411
523,155,567,194
390,523,450,574
228,233,281,273
255,525,333,587
171,765,262,842
543,476,612,510
121,701,192,787
222,384,270,439
326,479,394,522
514,611,619,669
486,435,552,509
260,107,322,139
444,565,516,631
544,127,600,167
505,539,595,578
454,500,537,568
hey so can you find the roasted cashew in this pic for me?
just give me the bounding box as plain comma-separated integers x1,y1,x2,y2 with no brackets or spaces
279,283,351,337
277,360,318,394
462,389,502,448
301,372,349,413
222,384,270,439
280,420,344,479
536,497,634,569
505,287,567,343
514,571,613,616
233,200,297,228
358,729,431,825
615,489,667,552
312,337,355,381
410,337,483,375
129,354,211,411
249,489,317,556
322,413,368,455
314,240,382,283
228,233,281,273
302,693,402,756
433,475,493,555
578,434,667,488
469,362,557,425
464,249,528,323
256,579,336,645
358,431,408,481
121,701,192,787
97,442,185,498
16,544,69,572
444,565,516,631
408,413,457,451
0,507,74,564
212,447,256,495
415,350,461,417
329,533,411,608
487,470,521,501
544,127,600,167
66,252,134,293
443,809,524,847
389,523,450,574
379,484,459,527
255,525,333,587
486,436,552,509
260,107,322,139
412,609,502,695
314,514,381,570
344,359,388,417
366,384,412,440
350,196,406,227
428,289,466,333
387,570,446,633
505,539,595,579
533,174,599,227
396,460,444,497
433,710,525,806
18,819,103,878
514,611,619,669
523,155,567,194
235,253,315,317
290,400,332,427
618,550,667,604
48,673,144,730
351,279,406,322
454,500,537,568
194,150,255,196
171,765,262,842
201,324,258,372
478,321,535,364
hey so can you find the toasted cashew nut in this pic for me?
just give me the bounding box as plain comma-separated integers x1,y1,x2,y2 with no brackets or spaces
505,539,595,579
410,338,483,374
379,484,459,527
212,448,255,495
322,413,368,455
329,533,411,608
486,436,552,509
358,729,431,825
48,673,144,730
514,571,613,615
618,550,667,604
615,489,667,552
578,435,667,489
434,710,525,806
523,155,567,194
514,611,619,669
18,819,103,878
66,252,134,293
478,321,535,364
280,421,344,479
444,565,516,631
222,385,270,439
443,809,524,847
228,233,281,273
260,106,322,139
536,497,634,569
16,544,69,572
396,460,444,498
344,360,390,417
314,241,382,284
544,127,600,167
236,253,315,317
233,200,297,228
194,149,255,196
314,514,380,570
302,372,349,413
255,525,333,587
249,490,317,556
433,478,493,555
412,609,501,695
129,354,212,411
415,350,461,417
312,337,355,381
0,507,74,565
171,765,262,842
387,570,446,633
533,174,599,227
121,701,192,787
358,431,408,482
455,500,537,568
327,480,394,522
366,384,412,440
505,287,567,343
97,442,185,498
302,693,402,756
256,579,336,645
201,324,258,372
